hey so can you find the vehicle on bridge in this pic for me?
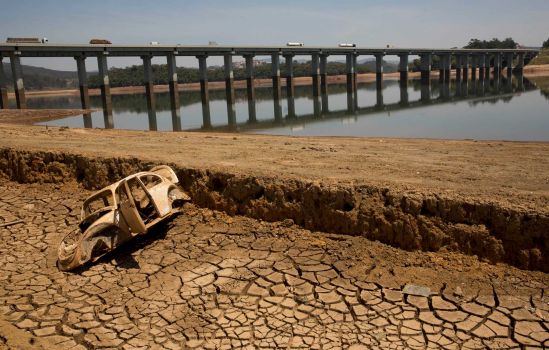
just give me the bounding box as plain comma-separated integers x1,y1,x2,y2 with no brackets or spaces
6,37,48,43
339,43,356,47
286,42,304,47
89,38,112,45
57,165,191,271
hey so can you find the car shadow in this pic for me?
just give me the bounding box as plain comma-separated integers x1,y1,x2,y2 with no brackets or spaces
68,216,177,274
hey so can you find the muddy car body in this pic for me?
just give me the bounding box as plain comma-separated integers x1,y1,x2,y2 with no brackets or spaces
58,166,190,271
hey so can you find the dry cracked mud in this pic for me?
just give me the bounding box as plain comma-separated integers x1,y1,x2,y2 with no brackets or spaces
0,181,548,349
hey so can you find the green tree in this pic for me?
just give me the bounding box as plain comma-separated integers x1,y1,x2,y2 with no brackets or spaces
543,37,549,49
464,38,517,49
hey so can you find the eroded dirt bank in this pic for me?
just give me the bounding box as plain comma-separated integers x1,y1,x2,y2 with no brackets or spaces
1,148,547,272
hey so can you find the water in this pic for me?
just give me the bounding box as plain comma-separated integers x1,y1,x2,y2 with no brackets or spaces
32,75,549,141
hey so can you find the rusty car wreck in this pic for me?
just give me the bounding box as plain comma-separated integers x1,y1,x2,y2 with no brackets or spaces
57,165,190,271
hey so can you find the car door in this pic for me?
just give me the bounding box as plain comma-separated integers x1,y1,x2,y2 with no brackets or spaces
117,180,146,235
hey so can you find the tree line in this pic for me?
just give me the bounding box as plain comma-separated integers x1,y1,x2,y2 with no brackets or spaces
87,60,397,88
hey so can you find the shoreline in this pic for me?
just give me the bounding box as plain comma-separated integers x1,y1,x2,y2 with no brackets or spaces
6,65,549,99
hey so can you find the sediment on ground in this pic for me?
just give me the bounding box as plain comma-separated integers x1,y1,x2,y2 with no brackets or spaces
0,147,547,272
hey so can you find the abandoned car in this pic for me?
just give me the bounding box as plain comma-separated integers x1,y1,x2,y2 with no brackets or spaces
57,166,190,271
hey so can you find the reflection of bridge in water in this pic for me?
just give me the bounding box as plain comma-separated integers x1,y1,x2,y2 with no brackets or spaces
184,74,536,132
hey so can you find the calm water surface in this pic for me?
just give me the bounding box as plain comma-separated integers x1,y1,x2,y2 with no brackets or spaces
32,75,549,141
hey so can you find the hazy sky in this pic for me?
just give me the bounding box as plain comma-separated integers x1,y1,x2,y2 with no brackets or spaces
1,0,548,70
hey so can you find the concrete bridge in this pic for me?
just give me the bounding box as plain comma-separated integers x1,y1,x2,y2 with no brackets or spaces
0,43,539,129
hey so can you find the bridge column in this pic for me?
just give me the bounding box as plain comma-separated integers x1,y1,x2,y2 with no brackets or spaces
375,53,384,86
311,53,321,116
454,54,462,81
75,56,90,110
437,55,444,82
244,54,256,123
0,57,10,109
462,54,469,80
284,54,296,118
320,54,329,114
398,53,408,84
271,54,282,121
346,53,356,112
352,53,358,92
197,55,211,128
75,56,92,128
419,53,432,83
167,53,181,131
443,54,451,82
142,55,157,131
477,54,485,80
494,53,502,75
514,53,525,73
10,54,26,109
345,53,355,95
505,52,514,76
224,54,236,127
97,54,113,128
471,55,478,80
484,54,491,80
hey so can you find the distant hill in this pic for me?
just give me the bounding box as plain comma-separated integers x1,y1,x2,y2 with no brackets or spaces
529,49,549,65
2,63,78,90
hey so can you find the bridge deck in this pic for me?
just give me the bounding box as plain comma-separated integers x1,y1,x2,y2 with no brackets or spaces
0,43,540,57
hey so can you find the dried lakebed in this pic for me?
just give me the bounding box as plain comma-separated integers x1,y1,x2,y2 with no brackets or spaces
0,182,548,349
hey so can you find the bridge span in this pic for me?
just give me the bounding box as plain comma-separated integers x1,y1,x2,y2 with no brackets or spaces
0,43,539,129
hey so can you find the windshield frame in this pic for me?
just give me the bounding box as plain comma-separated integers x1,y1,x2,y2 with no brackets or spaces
81,188,117,220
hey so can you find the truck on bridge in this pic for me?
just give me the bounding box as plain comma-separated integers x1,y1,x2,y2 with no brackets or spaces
6,37,48,43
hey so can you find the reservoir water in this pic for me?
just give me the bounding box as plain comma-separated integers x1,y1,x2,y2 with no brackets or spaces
30,75,549,141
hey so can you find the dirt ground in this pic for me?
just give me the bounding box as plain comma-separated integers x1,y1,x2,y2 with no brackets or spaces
0,123,548,215
0,182,547,349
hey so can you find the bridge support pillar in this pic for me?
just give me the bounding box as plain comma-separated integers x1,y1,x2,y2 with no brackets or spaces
443,54,451,82
244,54,257,123
284,54,295,118
471,55,478,81
141,55,157,131
271,54,282,122
398,53,408,83
514,53,524,73
419,53,432,84
224,54,236,127
311,53,321,116
75,56,90,110
352,54,358,92
197,55,211,129
375,53,384,86
0,57,10,109
484,54,491,80
311,53,321,97
505,52,514,77
97,54,113,128
345,53,356,112
166,53,181,131
478,54,485,80
10,54,26,109
462,55,469,80
75,56,92,128
494,53,502,76
454,54,462,81
345,53,355,95
320,54,329,114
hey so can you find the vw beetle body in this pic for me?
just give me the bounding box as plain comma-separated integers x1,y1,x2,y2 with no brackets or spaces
58,166,190,271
